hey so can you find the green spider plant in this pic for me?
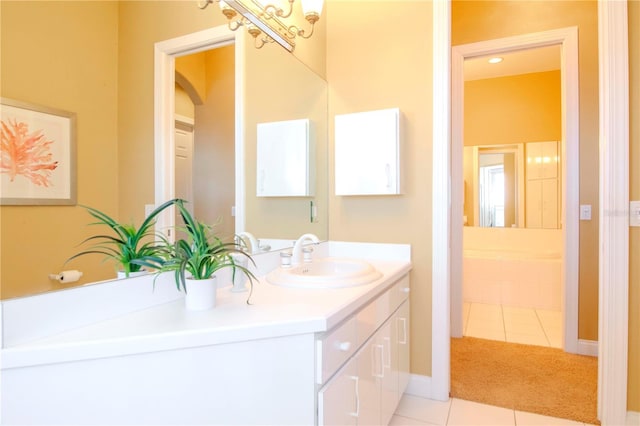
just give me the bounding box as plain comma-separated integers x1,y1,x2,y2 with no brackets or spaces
133,199,257,300
66,199,178,277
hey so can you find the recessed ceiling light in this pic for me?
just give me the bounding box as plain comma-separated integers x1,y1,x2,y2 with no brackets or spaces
488,57,504,64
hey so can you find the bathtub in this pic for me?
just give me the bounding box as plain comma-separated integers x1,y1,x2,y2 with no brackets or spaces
463,247,562,311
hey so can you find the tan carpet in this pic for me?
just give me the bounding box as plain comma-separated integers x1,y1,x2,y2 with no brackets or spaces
451,337,599,425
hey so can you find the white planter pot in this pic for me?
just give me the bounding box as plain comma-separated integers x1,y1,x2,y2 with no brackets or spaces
184,277,217,311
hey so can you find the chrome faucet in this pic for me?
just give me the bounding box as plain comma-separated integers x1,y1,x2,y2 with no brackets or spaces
236,231,260,254
291,233,320,265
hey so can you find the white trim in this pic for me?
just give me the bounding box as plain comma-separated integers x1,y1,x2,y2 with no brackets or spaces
405,374,433,399
154,26,246,238
174,114,194,127
431,0,451,402
597,1,629,424
449,27,580,354
578,339,599,357
627,411,640,426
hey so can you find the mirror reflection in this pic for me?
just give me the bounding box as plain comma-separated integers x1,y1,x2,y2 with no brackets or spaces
476,148,519,228
163,33,328,245
464,141,560,229
463,45,562,230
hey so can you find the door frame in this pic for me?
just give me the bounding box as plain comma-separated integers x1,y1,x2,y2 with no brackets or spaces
431,1,630,424
597,1,630,423
449,27,580,355
154,26,246,238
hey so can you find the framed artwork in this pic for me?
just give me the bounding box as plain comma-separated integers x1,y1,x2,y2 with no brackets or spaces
1,98,76,205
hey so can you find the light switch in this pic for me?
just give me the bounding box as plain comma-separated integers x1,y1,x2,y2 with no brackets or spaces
630,201,640,227
580,204,592,221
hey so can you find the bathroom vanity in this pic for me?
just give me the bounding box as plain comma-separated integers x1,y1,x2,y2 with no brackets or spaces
0,242,411,425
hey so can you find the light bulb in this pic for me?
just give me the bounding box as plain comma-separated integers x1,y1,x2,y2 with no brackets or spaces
300,0,324,16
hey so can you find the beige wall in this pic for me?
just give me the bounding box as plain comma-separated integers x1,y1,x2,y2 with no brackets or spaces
0,1,120,298
243,41,329,240
453,0,600,343
176,53,208,105
194,46,236,238
628,0,639,412
326,1,434,376
465,71,561,147
175,84,195,119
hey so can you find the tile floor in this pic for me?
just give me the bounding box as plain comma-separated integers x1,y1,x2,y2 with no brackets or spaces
462,302,563,348
396,303,577,425
391,394,595,425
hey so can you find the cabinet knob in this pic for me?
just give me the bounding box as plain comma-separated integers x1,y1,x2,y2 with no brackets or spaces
401,287,410,294
337,341,351,352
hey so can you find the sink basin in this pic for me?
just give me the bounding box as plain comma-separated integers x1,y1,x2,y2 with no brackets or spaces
266,258,382,289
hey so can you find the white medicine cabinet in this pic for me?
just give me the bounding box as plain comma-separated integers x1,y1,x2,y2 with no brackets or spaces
256,118,314,197
334,108,402,196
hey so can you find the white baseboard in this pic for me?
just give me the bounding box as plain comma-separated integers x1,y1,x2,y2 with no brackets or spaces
627,410,639,425
405,374,439,400
577,339,598,357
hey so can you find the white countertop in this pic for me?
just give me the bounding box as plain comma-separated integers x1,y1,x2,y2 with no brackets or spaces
1,243,411,370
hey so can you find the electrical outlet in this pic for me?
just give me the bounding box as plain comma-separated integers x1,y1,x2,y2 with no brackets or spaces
630,201,640,227
580,204,592,221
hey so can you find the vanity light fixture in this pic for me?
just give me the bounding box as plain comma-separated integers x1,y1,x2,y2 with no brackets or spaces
198,0,324,52
488,57,504,64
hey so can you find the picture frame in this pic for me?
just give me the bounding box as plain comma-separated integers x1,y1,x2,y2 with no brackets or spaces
1,98,77,205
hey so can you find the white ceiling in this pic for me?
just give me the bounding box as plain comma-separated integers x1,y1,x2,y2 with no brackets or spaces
464,44,561,81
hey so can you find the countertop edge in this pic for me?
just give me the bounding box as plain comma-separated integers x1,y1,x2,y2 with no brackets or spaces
1,261,412,370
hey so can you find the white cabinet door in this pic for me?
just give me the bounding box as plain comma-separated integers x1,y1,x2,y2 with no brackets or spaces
541,141,558,179
380,320,399,426
541,178,558,228
356,337,383,425
318,276,411,426
397,300,411,394
335,108,401,195
526,180,542,228
318,359,358,426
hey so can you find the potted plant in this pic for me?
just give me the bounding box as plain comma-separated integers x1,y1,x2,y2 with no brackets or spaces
136,199,256,310
66,199,178,278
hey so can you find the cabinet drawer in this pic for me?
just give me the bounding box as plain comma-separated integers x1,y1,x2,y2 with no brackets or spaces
316,316,357,384
317,358,358,426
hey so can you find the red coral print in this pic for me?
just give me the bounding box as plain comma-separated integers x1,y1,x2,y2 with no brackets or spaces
1,118,59,187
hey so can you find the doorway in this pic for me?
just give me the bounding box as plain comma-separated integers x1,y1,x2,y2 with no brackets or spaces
450,28,580,355
455,46,567,349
